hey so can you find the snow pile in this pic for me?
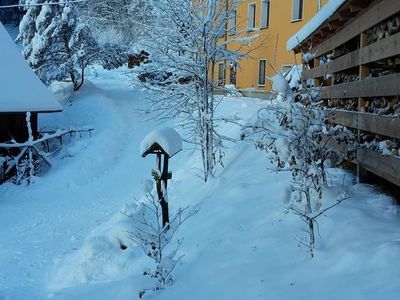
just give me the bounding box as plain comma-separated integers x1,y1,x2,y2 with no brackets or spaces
224,84,242,97
140,127,182,158
287,0,347,51
47,209,144,291
49,81,75,104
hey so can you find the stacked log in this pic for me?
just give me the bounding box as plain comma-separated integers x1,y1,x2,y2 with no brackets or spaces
366,15,400,45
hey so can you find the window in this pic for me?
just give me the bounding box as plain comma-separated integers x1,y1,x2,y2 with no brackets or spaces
229,10,237,34
260,0,270,29
258,60,267,86
218,63,225,86
247,3,256,30
281,64,293,76
292,0,304,21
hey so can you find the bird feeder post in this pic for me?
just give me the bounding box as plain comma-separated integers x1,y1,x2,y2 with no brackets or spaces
153,153,170,229
141,127,183,231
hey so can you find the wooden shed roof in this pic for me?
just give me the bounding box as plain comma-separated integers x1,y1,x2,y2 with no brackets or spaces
0,22,62,113
288,0,374,54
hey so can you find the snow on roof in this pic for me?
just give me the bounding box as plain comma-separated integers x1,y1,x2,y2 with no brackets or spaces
287,0,347,51
0,22,62,113
140,127,182,158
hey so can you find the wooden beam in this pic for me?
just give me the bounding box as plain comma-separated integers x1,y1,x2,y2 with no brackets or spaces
350,0,370,8
311,33,323,45
319,73,400,99
313,58,321,86
312,0,400,57
358,33,369,112
327,109,400,139
302,31,400,80
338,8,353,22
357,148,400,187
328,19,342,31
350,4,364,13
320,27,331,37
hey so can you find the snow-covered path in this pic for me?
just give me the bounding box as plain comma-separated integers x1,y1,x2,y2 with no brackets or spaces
0,69,158,299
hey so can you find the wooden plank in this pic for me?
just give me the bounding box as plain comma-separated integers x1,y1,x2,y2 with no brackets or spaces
327,109,400,139
319,73,400,99
311,0,400,57
357,148,400,186
302,31,400,80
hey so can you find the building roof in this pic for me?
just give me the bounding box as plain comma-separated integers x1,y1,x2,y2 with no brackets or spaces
0,22,62,113
287,0,347,51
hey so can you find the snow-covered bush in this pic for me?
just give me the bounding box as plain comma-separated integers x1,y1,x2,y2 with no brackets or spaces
124,187,197,298
244,73,352,257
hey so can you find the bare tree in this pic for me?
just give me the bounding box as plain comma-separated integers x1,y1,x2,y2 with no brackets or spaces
135,0,257,181
79,0,153,49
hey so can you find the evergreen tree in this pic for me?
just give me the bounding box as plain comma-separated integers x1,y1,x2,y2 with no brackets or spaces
0,0,24,25
18,0,127,90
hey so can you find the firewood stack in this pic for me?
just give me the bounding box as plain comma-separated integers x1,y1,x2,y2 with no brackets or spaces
366,16,400,45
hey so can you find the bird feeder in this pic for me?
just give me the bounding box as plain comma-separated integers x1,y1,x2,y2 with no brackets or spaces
140,127,182,229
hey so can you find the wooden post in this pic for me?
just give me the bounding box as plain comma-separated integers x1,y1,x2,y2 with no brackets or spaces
313,58,321,86
154,153,170,229
358,33,369,112
357,32,370,182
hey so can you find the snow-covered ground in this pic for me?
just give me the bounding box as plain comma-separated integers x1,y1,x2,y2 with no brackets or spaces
1,68,400,300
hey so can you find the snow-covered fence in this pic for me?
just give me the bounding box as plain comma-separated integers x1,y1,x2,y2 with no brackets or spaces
0,127,94,184
290,0,400,188
140,127,182,229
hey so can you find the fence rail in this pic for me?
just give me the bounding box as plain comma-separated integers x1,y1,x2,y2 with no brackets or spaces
327,109,400,139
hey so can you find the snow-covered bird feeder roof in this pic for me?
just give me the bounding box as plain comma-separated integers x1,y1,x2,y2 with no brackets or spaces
287,0,347,52
140,127,182,158
0,22,62,113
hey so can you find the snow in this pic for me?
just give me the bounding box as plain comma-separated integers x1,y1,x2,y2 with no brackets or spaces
285,65,303,90
140,127,182,158
267,72,290,94
1,67,400,300
0,22,62,113
287,0,347,51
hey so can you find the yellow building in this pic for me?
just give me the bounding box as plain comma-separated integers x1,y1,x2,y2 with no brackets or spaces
217,0,329,98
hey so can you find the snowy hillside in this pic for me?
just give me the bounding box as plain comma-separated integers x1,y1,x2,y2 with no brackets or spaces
1,68,400,300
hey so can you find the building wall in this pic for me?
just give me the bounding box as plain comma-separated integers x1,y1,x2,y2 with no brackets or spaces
218,0,328,95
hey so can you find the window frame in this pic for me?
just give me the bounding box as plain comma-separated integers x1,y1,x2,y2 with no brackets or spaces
260,0,270,29
228,9,237,35
258,59,267,86
247,2,257,31
291,0,304,22
281,64,294,77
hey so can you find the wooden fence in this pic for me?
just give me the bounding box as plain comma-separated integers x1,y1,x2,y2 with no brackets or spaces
300,0,400,187
0,127,94,184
